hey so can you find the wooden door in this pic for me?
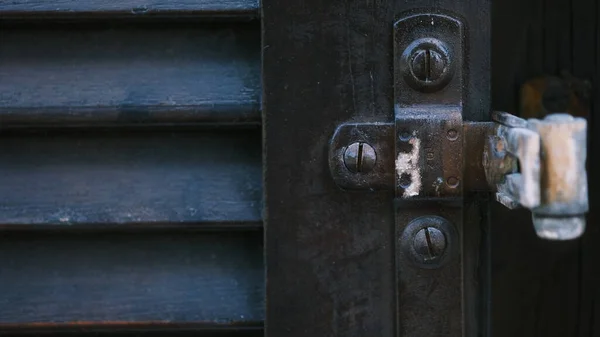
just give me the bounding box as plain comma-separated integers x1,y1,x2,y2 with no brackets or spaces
1,0,598,336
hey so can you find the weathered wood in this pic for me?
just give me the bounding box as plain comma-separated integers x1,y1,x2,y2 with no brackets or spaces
0,0,260,19
264,1,490,337
491,0,598,336
263,1,397,336
491,207,581,337
491,0,545,112
576,0,600,335
0,22,260,128
3,326,263,336
0,129,262,226
0,231,264,325
464,196,491,337
544,0,572,74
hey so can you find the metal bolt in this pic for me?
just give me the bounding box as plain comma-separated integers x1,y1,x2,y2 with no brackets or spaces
411,48,447,83
344,142,377,173
446,129,458,141
401,216,455,268
412,227,447,261
402,38,452,92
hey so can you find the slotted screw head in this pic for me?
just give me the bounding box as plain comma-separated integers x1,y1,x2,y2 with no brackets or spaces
401,216,455,269
410,48,447,83
412,227,447,260
343,142,377,173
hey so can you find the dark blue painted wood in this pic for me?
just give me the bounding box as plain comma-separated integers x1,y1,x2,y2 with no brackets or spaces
0,22,261,128
0,231,264,324
0,0,260,19
2,326,263,336
0,129,262,227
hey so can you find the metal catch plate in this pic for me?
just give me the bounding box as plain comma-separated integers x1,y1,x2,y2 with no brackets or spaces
395,107,463,198
394,13,464,199
328,123,394,190
393,12,465,337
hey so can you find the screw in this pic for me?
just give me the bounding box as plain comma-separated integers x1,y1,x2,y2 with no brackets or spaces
402,38,452,92
446,129,458,141
411,48,447,83
401,216,455,268
344,142,377,173
412,227,447,261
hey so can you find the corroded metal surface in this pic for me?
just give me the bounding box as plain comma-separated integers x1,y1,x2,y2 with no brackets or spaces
395,107,463,198
463,122,495,191
485,112,588,240
528,114,588,239
485,113,542,209
393,12,465,337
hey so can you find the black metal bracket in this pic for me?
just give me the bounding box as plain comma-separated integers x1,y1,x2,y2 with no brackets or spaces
394,13,464,199
328,122,394,191
393,13,465,337
329,13,465,199
328,13,588,242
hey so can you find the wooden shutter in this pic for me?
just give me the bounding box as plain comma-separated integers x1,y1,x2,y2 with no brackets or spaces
0,1,263,335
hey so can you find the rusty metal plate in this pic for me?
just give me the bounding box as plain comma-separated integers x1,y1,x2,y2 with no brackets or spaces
393,12,466,337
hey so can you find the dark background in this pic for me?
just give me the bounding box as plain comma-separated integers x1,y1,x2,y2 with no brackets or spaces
491,0,600,337
492,0,598,336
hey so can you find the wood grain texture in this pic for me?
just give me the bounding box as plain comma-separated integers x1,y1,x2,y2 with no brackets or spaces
578,1,600,336
263,1,397,336
0,231,264,324
0,0,260,19
0,22,260,128
0,129,261,226
490,207,581,337
491,0,598,336
263,1,490,337
2,326,263,336
492,0,544,111
544,0,572,74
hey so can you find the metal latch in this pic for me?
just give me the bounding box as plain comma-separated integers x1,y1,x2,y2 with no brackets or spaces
329,111,589,240
483,111,588,240
328,12,588,240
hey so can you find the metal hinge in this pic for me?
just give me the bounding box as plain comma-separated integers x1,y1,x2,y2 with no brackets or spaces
329,111,588,240
484,111,588,240
329,12,588,240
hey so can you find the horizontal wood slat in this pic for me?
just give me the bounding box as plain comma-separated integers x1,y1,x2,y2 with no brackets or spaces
0,22,261,128
0,231,264,325
0,0,260,19
0,129,262,227
1,325,263,336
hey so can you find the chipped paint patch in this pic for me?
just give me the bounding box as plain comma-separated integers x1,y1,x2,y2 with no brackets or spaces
396,136,421,198
432,177,444,196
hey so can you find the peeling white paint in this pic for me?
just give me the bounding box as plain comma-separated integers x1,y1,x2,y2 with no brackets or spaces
396,136,421,198
432,177,444,196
